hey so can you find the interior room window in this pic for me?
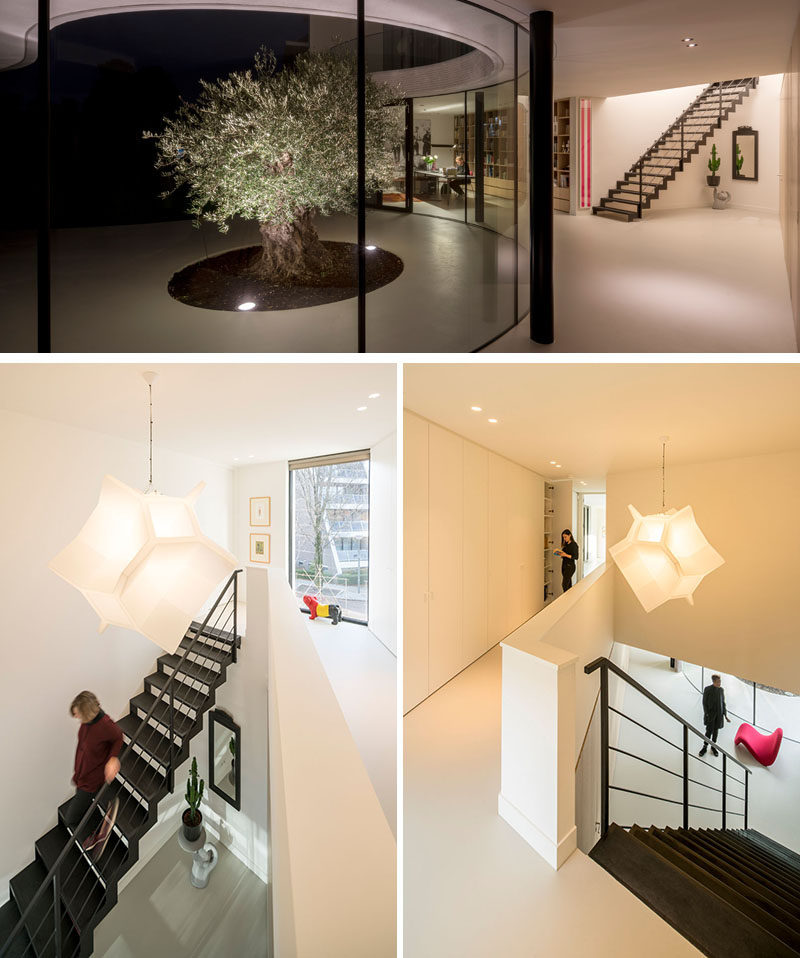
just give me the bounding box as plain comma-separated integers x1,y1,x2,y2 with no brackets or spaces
289,450,370,623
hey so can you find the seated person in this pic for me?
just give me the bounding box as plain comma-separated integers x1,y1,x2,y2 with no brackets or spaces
447,155,469,197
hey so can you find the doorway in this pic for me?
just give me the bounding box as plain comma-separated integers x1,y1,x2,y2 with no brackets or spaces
577,492,606,579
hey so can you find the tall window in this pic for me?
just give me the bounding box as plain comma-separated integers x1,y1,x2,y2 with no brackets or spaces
289,451,370,623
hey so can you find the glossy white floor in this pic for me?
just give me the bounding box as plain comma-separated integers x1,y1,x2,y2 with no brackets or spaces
308,618,397,836
610,645,800,854
487,207,798,353
93,837,268,958
0,211,519,353
404,645,700,958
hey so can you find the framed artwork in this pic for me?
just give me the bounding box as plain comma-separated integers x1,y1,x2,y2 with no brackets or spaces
250,533,271,564
250,496,271,527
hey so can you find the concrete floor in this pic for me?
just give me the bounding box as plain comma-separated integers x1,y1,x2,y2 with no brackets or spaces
611,646,800,854
92,835,268,958
404,645,701,958
308,619,397,837
0,211,519,353
486,207,798,353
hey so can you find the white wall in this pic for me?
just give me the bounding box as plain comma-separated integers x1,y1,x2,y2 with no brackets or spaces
233,460,289,603
592,84,706,207
404,410,544,713
266,569,395,957
780,15,800,344
607,448,800,695
592,77,782,213
0,409,233,905
369,432,397,655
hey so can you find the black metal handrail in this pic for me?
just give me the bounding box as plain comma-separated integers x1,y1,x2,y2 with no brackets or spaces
585,656,750,840
0,569,242,958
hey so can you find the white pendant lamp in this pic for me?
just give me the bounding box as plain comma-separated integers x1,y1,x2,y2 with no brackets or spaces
49,372,237,653
609,437,724,613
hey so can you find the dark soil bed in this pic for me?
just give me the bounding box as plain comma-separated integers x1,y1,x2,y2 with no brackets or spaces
168,240,403,311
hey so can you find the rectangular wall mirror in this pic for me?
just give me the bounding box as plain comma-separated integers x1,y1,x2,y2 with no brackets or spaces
733,126,758,181
209,708,241,811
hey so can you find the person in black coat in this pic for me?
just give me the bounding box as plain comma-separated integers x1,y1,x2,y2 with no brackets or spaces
555,529,579,594
699,674,731,757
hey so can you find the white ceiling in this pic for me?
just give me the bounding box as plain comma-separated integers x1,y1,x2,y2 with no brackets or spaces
509,0,800,97
0,363,396,466
404,362,800,480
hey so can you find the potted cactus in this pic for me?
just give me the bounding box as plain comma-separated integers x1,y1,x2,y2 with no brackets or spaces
736,143,744,175
707,144,721,186
183,757,205,842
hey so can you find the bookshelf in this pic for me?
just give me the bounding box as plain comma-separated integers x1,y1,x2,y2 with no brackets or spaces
553,98,571,214
544,483,555,603
455,106,516,200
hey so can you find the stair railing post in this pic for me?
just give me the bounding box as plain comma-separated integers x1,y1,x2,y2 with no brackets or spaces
638,159,643,219
680,118,684,171
744,771,749,829
168,681,175,793
682,725,689,829
722,753,727,829
600,664,609,837
53,868,62,958
232,574,238,665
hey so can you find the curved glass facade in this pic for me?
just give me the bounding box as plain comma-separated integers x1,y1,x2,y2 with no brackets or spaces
0,2,530,352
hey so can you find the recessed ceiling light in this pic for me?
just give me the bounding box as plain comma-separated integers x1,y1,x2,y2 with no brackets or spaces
488,418,498,424
549,460,557,465
233,457,239,462
366,245,377,251
357,406,367,411
580,481,587,486
687,42,698,47
368,393,380,399
682,37,694,42
555,464,563,468
237,301,256,311
471,406,482,412
248,455,254,459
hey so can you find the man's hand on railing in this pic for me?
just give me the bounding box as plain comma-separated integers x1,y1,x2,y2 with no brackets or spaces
105,756,121,783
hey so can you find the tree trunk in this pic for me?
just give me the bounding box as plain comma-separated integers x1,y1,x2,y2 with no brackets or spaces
255,210,329,282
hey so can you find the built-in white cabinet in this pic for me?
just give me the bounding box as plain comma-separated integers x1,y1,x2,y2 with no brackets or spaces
428,424,464,693
404,410,545,713
404,411,429,712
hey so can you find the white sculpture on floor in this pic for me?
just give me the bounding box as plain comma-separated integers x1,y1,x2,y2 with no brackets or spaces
191,843,219,888
712,188,731,210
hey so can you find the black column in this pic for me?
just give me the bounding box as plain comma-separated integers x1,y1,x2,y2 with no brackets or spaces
530,10,554,344
357,0,366,352
37,0,51,352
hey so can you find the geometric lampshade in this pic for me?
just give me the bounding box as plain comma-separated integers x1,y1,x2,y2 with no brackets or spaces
609,504,724,613
50,475,237,653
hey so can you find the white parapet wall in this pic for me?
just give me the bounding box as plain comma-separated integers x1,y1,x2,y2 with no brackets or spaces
498,565,614,869
265,567,396,958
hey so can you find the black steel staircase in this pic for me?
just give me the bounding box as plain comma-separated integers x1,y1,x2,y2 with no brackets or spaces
592,78,759,221
0,570,242,958
584,656,800,957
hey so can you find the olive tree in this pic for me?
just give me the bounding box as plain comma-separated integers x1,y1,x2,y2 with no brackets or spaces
145,49,402,281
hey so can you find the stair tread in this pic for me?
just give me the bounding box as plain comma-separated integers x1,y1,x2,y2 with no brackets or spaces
687,830,800,903
725,831,800,887
145,670,211,713
178,635,233,665
0,896,32,958
158,653,221,688
744,830,800,872
189,621,239,645
130,691,197,739
9,859,79,958
118,747,169,803
57,780,150,851
118,713,183,767
35,824,111,931
591,824,796,958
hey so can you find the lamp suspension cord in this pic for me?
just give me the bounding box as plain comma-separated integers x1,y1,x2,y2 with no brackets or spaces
148,382,154,492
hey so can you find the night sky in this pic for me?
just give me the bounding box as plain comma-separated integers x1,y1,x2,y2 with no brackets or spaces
1,11,310,227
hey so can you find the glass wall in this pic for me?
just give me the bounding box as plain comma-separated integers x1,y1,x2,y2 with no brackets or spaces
289,452,370,624
0,0,37,349
7,1,531,353
682,663,800,745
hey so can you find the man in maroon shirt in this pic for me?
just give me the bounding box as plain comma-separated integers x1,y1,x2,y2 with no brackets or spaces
64,691,123,838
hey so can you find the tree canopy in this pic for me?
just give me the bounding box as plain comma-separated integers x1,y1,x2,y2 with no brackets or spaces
145,48,403,235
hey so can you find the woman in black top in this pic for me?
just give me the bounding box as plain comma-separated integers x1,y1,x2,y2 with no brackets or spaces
555,529,579,593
